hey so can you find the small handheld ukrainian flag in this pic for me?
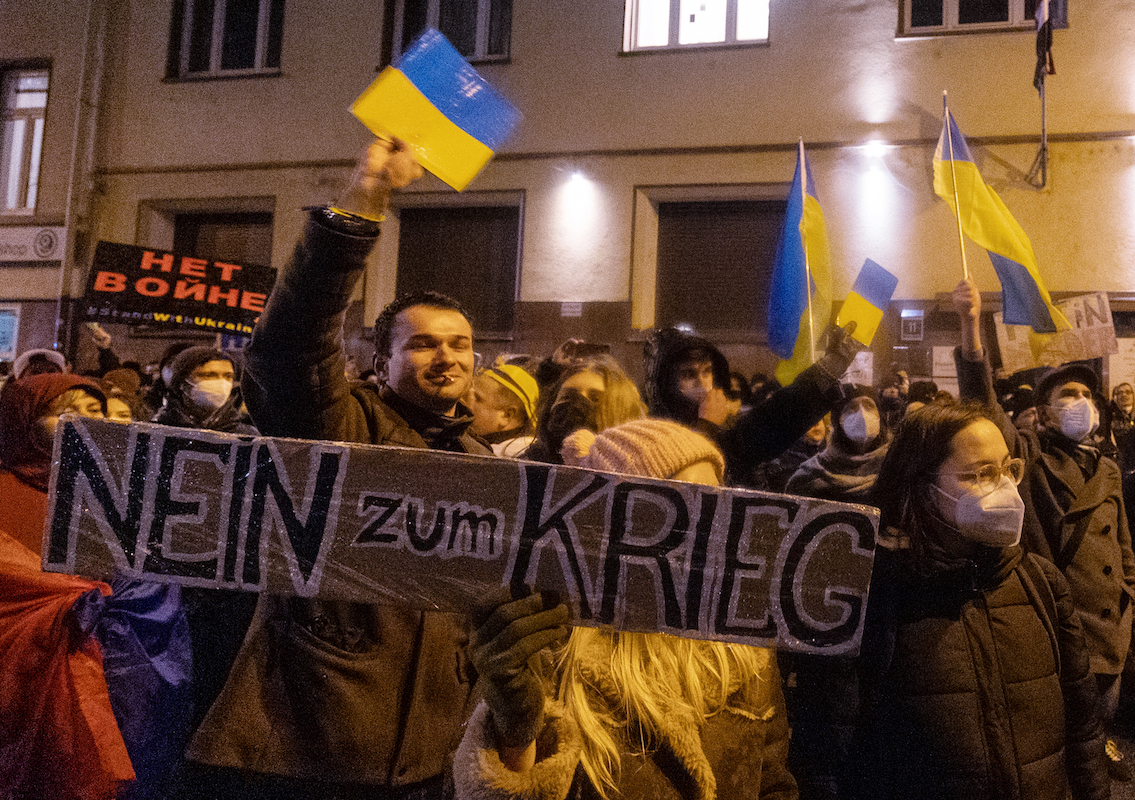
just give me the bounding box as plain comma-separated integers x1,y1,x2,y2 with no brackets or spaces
768,142,833,386
351,29,521,191
933,98,1068,333
837,259,898,346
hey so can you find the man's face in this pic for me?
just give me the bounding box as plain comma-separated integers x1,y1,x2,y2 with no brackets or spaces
676,358,715,404
381,305,475,415
192,360,235,384
1043,380,1095,428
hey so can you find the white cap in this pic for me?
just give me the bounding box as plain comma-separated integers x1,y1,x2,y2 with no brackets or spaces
13,347,66,378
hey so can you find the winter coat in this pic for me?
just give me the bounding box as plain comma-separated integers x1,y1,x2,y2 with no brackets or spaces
955,349,1135,676
848,546,1108,800
453,634,797,800
188,210,490,790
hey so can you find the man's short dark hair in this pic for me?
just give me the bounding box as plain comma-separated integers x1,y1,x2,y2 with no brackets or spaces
373,291,473,363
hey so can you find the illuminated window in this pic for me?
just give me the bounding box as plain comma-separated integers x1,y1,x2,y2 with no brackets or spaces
167,0,285,78
1,68,48,213
624,0,769,51
903,0,1065,34
391,0,512,63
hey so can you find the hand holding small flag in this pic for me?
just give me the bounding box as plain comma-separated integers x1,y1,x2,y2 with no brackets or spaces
334,138,424,222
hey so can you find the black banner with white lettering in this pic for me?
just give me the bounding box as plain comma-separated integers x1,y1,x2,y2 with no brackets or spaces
45,419,879,654
82,241,276,335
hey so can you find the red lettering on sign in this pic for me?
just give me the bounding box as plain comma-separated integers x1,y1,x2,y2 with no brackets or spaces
180,257,207,278
241,291,266,312
208,286,240,307
94,271,127,292
174,280,207,301
136,277,170,297
140,251,175,273
215,262,242,281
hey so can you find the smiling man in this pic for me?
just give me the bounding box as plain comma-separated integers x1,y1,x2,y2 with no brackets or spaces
183,140,491,800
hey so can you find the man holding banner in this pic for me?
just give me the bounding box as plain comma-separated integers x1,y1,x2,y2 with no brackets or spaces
181,139,491,799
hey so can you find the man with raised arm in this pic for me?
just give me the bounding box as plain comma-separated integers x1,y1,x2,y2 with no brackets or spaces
181,140,493,800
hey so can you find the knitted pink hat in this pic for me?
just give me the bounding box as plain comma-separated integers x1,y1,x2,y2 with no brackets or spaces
562,418,724,482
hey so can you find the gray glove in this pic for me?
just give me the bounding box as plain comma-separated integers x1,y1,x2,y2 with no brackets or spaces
471,586,570,749
816,321,863,382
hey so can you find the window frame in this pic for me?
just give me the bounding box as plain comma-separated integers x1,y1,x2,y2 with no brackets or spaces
390,0,511,64
622,0,770,53
0,66,49,215
902,0,1041,35
168,0,285,80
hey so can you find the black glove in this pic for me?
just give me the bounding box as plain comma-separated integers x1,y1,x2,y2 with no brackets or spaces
816,321,863,382
543,389,597,453
470,586,570,749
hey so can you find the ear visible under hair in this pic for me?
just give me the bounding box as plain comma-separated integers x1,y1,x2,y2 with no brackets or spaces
561,429,597,467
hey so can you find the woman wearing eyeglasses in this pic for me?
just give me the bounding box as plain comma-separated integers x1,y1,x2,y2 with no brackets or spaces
839,400,1109,800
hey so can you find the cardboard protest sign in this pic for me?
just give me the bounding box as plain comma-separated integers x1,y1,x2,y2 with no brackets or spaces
44,418,879,655
82,241,277,335
994,292,1118,374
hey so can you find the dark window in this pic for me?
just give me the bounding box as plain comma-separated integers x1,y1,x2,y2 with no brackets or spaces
173,212,273,267
168,0,285,78
395,205,520,334
392,0,511,62
655,200,785,336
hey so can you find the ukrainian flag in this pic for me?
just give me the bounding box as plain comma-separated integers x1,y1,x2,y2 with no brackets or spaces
837,259,898,346
352,29,521,191
768,144,833,386
933,105,1068,333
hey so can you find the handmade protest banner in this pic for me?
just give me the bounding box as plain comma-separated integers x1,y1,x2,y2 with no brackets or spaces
82,241,277,335
44,418,879,655
994,292,1118,374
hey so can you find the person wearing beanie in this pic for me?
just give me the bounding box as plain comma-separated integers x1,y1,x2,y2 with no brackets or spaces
12,346,66,379
457,418,797,800
153,346,254,434
470,360,540,457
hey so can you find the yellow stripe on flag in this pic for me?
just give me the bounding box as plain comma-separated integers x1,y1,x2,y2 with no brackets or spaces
351,68,495,191
837,291,885,346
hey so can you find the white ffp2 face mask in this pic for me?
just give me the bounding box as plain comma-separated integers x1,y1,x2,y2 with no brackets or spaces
841,409,880,446
188,378,233,411
1054,396,1099,442
933,477,1025,548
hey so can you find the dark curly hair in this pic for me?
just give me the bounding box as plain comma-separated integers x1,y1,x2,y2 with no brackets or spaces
372,291,472,366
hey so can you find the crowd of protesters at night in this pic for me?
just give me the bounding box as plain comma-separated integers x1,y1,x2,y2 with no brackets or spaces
4,139,1135,800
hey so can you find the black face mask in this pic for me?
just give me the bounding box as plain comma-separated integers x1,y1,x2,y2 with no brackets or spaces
544,389,597,450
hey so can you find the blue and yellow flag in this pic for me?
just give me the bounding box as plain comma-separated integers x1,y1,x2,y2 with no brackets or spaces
933,104,1068,333
351,29,521,191
768,144,833,386
837,259,898,346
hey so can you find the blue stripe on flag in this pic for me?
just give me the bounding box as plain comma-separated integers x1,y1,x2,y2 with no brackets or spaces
851,258,898,310
768,157,808,360
396,29,520,150
988,253,1059,332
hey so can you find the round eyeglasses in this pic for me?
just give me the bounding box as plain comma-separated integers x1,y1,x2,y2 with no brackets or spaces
942,458,1025,494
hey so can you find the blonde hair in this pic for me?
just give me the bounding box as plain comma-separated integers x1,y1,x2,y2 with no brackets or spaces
558,628,770,800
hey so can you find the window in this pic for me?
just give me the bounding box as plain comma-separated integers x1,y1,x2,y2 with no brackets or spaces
167,0,285,79
903,0,1064,34
624,0,769,51
173,211,274,267
1,68,48,213
391,0,512,63
654,200,785,335
395,205,520,334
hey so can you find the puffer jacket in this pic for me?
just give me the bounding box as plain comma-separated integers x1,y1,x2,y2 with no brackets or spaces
454,634,797,800
847,546,1108,800
187,210,489,788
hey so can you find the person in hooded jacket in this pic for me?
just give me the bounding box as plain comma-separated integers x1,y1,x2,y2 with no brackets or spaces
152,345,256,435
0,373,191,800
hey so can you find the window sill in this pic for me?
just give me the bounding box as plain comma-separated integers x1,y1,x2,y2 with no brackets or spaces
163,68,283,83
620,39,769,56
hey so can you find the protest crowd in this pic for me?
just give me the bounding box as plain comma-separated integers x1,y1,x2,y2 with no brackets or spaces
4,137,1135,800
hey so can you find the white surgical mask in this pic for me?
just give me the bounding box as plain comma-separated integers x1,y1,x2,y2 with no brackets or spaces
188,378,233,411
1054,396,1099,442
162,366,174,386
841,409,880,446
933,477,1025,547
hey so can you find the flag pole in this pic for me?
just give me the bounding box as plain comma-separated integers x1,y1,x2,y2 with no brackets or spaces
943,92,970,281
799,138,816,364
